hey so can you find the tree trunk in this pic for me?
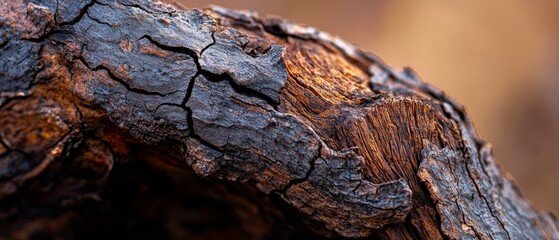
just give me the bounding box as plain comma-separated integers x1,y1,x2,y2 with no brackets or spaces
1,0,557,239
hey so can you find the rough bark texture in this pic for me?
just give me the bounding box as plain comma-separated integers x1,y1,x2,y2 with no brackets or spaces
0,0,558,239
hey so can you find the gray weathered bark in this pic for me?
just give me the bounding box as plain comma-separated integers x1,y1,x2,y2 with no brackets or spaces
0,0,557,239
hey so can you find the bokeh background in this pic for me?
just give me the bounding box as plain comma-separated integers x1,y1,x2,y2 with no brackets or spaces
175,0,559,215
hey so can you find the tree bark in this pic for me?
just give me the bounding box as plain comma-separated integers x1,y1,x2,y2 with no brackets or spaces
1,0,558,239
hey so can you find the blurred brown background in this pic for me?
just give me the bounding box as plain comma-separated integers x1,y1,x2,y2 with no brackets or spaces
175,0,559,215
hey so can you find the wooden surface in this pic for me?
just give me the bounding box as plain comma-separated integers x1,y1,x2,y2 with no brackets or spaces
0,0,558,239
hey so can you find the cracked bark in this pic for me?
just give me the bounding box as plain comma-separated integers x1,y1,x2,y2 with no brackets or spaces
1,0,558,239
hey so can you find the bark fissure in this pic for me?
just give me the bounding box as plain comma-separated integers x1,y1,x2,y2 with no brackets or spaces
76,56,172,97
272,143,322,196
140,33,279,109
85,11,112,28
464,155,512,239
58,0,95,26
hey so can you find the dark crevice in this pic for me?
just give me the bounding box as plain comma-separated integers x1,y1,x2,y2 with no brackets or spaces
272,144,321,196
86,12,113,28
143,32,214,111
138,32,211,110
457,201,484,240
185,107,221,152
201,71,279,110
53,0,60,25
0,40,8,49
200,31,216,56
463,156,512,239
141,33,279,110
181,73,199,107
58,0,96,26
181,70,220,152
290,143,320,186
351,180,362,195
180,70,221,151
139,35,201,65
75,57,168,96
